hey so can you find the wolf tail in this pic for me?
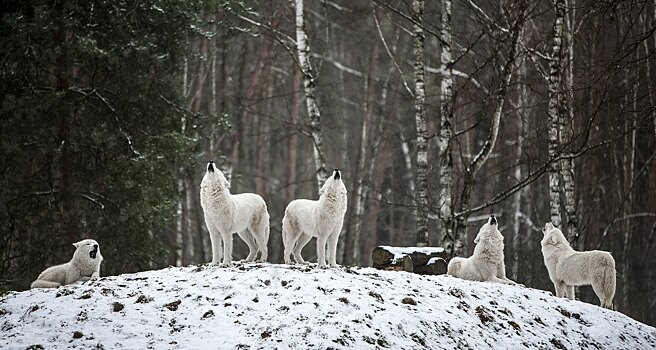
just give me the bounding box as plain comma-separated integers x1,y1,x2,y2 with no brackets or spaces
30,280,62,289
447,257,464,277
601,254,616,309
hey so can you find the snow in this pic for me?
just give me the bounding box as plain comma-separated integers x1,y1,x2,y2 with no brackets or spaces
426,257,443,265
379,246,445,263
1,264,655,350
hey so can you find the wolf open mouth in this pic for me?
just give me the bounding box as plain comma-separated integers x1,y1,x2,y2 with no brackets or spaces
89,247,98,259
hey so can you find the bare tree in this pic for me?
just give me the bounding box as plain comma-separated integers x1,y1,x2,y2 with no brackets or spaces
451,2,528,256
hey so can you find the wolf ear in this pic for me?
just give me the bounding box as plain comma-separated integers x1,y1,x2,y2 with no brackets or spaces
73,242,80,248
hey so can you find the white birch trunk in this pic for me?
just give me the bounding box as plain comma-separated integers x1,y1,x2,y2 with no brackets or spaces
438,0,455,252
294,0,328,192
412,0,429,247
548,0,566,228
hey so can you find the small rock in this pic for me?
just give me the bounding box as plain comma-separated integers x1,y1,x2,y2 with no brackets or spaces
201,310,214,319
164,300,182,311
401,297,417,305
112,302,124,312
72,331,83,339
135,295,153,304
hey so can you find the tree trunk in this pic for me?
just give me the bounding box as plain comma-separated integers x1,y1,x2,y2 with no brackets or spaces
438,0,455,254
294,0,328,193
412,0,429,247
548,0,566,228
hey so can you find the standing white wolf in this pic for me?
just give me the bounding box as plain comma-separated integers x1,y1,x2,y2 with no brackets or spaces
541,222,616,309
200,161,270,266
447,215,517,285
282,169,347,268
31,239,103,289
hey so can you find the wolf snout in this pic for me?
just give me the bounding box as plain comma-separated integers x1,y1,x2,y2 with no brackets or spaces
207,161,215,173
334,169,341,180
489,215,497,225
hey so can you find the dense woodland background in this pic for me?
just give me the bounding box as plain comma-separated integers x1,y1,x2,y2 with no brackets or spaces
1,0,655,326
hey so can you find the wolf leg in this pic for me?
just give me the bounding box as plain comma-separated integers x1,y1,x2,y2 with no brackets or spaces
221,232,233,266
238,230,258,262
327,231,340,268
30,280,62,288
316,235,328,268
293,233,312,264
208,225,222,265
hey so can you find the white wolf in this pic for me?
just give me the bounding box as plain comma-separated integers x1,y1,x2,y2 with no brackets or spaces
282,169,347,268
447,215,517,285
541,222,616,309
200,161,270,266
31,239,103,289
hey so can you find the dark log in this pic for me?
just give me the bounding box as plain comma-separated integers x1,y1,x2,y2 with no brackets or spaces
372,246,448,275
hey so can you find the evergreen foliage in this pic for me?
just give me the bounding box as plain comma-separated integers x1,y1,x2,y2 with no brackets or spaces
0,0,214,291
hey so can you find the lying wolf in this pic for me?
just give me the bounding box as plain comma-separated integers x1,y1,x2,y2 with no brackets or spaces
447,215,517,285
541,222,616,309
31,239,103,288
282,169,348,268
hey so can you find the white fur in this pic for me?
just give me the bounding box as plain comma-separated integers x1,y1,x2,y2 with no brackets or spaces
31,239,103,289
541,222,616,309
282,170,347,268
200,162,270,266
447,216,517,285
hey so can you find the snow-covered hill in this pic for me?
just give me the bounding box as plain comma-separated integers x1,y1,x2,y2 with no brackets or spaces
1,264,655,349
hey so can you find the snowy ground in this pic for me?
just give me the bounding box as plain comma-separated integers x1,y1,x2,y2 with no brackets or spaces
1,264,655,349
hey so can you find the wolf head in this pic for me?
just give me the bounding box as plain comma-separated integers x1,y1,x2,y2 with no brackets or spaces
203,161,230,190
319,169,347,197
474,215,501,244
73,239,100,260
541,222,568,247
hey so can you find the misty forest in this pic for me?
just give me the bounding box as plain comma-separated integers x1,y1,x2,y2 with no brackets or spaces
1,0,655,327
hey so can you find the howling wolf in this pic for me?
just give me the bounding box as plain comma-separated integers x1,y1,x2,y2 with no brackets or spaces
31,239,103,288
200,161,270,266
447,215,517,285
282,169,348,268
541,222,616,309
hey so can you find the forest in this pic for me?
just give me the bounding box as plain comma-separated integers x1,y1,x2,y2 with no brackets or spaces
1,0,655,326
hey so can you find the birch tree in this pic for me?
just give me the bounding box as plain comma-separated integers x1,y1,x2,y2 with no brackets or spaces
412,0,429,247
294,0,329,192
438,0,455,253
548,0,566,228
561,0,578,242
